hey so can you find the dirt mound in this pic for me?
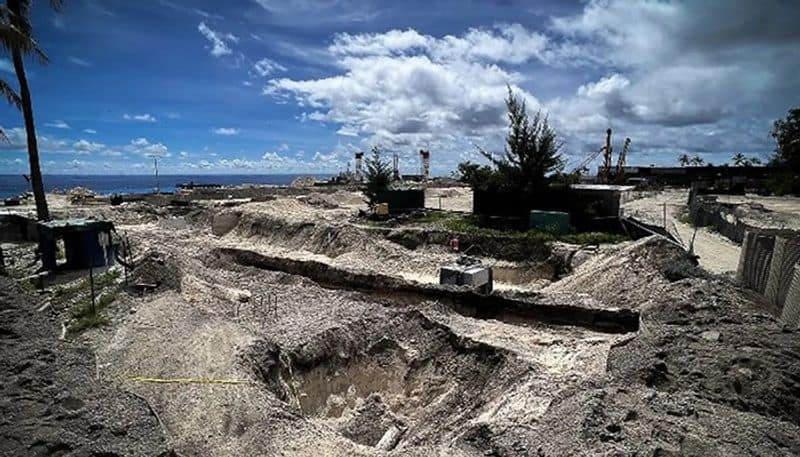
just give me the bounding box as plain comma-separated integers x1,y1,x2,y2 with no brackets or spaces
246,310,529,450
610,276,800,425
234,213,377,258
128,250,183,291
0,277,174,456
543,236,692,310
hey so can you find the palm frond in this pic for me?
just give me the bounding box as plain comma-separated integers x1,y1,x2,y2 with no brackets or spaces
0,23,47,62
0,78,21,109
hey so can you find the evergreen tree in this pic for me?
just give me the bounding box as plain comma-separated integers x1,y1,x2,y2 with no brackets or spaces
364,146,392,203
479,87,564,194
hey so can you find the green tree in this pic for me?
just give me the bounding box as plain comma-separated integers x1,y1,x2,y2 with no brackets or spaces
479,87,564,194
454,161,498,190
363,146,392,203
771,108,800,173
689,155,704,166
732,152,746,166
0,0,62,220
769,108,800,194
678,153,690,167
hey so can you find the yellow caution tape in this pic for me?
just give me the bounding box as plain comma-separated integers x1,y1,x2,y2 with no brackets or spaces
127,376,251,385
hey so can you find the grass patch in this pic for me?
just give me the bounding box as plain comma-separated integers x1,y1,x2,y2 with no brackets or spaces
560,232,629,245
69,312,109,333
53,270,120,301
443,215,627,245
68,290,116,334
408,211,453,224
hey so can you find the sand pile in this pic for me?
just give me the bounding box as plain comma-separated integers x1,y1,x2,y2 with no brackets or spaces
128,250,183,291
542,236,691,310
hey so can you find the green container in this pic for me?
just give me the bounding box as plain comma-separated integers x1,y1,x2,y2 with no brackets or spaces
529,210,571,234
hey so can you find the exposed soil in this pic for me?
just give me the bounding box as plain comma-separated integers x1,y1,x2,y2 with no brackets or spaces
2,188,799,456
623,188,742,274
0,277,173,457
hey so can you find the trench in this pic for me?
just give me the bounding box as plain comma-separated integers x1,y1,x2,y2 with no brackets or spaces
212,247,640,334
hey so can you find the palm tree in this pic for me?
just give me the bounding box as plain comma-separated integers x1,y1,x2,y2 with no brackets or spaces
1,0,62,220
678,153,690,167
732,152,746,166
0,78,21,140
690,155,704,167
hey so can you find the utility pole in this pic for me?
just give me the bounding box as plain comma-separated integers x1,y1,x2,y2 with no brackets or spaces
150,156,160,193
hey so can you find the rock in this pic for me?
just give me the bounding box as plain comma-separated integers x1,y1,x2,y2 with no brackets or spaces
700,331,720,342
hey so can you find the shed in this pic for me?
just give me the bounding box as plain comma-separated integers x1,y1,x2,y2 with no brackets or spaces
569,184,635,218
37,219,115,271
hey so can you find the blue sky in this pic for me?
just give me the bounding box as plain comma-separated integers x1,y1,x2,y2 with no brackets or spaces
1,0,798,175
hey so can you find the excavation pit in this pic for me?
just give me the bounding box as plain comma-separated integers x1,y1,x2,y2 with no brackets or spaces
247,311,531,449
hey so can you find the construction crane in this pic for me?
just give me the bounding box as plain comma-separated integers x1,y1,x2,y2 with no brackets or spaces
571,145,606,175
614,138,631,184
571,129,632,182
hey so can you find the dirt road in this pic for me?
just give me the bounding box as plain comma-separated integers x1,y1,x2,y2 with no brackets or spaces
624,189,741,274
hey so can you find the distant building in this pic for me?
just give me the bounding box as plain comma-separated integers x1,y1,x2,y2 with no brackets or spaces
599,165,772,187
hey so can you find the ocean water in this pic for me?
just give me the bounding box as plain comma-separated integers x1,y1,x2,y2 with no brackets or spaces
0,174,332,199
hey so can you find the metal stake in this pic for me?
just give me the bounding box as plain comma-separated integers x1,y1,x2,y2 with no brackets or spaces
89,267,96,314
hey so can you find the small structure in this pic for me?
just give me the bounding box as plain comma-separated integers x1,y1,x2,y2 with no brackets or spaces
440,257,493,294
177,181,222,190
0,214,38,242
569,184,635,218
529,210,570,233
374,190,425,214
37,219,115,271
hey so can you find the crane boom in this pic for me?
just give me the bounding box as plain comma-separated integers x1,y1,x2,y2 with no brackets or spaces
615,138,631,182
572,146,606,175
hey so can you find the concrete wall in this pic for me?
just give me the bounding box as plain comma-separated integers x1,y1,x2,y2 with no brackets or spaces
737,229,800,326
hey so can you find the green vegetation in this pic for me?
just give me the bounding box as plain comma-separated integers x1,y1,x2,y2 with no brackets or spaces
441,214,627,245
49,270,121,334
407,211,452,224
53,270,120,301
731,152,761,167
364,146,393,203
769,107,800,195
0,0,64,221
457,87,565,196
68,290,117,333
677,154,706,167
